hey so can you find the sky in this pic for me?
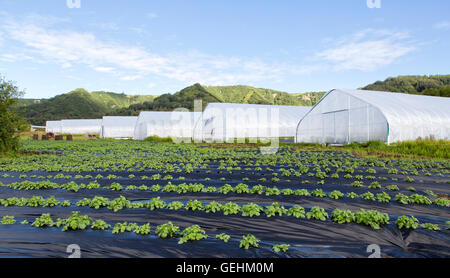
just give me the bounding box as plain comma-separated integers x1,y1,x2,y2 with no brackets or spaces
0,0,449,98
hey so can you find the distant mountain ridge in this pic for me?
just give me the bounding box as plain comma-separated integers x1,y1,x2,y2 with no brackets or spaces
362,75,450,97
20,74,450,125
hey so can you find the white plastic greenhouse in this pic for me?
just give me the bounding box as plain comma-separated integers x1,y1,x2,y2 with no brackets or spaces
295,89,450,145
45,121,62,134
100,116,138,139
193,103,312,142
133,112,202,140
60,119,102,135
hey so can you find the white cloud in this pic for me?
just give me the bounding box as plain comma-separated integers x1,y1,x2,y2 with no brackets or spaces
316,29,415,71
120,75,143,81
2,16,308,85
434,21,450,30
94,67,115,73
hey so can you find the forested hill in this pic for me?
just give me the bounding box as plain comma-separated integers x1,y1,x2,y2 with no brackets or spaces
20,89,156,125
362,75,450,97
111,83,319,116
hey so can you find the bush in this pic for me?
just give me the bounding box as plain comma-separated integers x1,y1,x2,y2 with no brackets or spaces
0,76,26,156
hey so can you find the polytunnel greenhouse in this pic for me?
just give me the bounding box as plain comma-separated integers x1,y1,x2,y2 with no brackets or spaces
45,121,62,134
60,119,102,135
100,116,138,139
133,112,202,140
193,103,312,142
295,89,450,145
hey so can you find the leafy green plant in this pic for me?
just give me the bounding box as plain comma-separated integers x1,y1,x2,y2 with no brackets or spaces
178,225,208,244
0,215,16,225
31,213,54,228
311,189,326,198
272,244,290,253
264,202,288,217
222,202,240,215
239,234,260,249
328,190,344,200
205,201,222,213
306,206,328,221
57,211,92,232
145,197,166,210
395,215,419,230
376,192,391,203
331,209,355,224
216,233,231,242
420,223,440,231
287,205,306,219
91,219,111,230
185,200,204,211
156,222,180,239
241,203,263,217
353,209,389,230
167,201,184,210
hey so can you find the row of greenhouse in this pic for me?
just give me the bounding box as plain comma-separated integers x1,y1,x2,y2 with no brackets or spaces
45,89,450,145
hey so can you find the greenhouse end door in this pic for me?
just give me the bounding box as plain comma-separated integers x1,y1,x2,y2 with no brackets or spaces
322,110,349,144
334,110,349,144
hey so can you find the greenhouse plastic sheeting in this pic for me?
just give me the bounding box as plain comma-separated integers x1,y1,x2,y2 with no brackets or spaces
296,89,450,144
133,112,202,140
100,116,138,139
45,121,62,134
193,103,312,142
60,119,102,135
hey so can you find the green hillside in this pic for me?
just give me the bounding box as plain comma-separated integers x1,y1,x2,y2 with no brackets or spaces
112,83,316,116
362,75,450,97
21,89,156,125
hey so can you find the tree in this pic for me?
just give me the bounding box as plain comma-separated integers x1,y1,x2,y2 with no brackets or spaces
0,76,25,155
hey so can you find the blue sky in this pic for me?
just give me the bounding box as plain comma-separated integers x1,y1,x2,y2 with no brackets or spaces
0,0,449,98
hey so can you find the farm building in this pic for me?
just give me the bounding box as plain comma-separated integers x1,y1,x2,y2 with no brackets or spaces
295,89,450,145
100,116,138,139
133,112,202,140
193,103,312,142
45,121,62,134
60,119,102,135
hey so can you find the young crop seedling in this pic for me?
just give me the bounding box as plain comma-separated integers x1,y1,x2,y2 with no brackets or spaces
395,215,419,230
264,202,288,217
420,223,440,231
145,197,167,210
331,209,355,224
221,202,241,215
156,222,180,239
328,190,344,200
57,211,92,232
178,225,208,244
353,209,389,230
91,220,111,230
376,192,391,203
287,205,306,219
306,206,329,221
239,234,260,250
241,203,263,217
216,233,231,243
272,244,290,253
32,214,55,228
0,216,16,225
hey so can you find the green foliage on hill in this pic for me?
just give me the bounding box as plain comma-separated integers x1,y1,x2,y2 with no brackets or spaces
112,83,317,116
362,75,450,97
21,89,156,125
